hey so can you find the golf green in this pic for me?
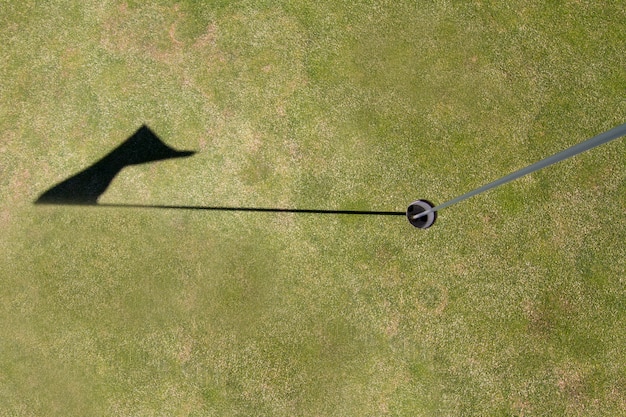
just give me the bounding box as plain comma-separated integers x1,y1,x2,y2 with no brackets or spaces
1,1,625,415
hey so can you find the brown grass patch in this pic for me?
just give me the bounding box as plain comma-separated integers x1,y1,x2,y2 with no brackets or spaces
193,23,218,49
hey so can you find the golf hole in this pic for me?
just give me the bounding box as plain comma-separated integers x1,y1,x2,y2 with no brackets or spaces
406,200,437,229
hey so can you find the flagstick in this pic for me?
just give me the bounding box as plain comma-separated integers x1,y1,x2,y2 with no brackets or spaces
407,122,626,228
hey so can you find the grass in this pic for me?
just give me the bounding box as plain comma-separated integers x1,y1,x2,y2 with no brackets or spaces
1,1,625,415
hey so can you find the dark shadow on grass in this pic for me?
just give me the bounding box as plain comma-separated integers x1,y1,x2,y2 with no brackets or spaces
35,125,195,205
86,203,405,216
34,125,404,216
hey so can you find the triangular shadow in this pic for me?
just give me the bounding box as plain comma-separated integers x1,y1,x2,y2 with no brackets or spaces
35,125,195,205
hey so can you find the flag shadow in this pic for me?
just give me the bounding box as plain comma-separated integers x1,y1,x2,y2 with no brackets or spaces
35,125,404,217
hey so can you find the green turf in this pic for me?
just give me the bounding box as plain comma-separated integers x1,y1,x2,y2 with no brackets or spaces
1,1,625,415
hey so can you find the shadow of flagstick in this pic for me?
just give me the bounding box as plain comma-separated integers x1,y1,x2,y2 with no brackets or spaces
88,203,406,216
35,125,195,205
35,125,405,217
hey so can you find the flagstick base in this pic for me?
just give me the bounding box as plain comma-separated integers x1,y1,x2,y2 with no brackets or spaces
407,200,437,229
